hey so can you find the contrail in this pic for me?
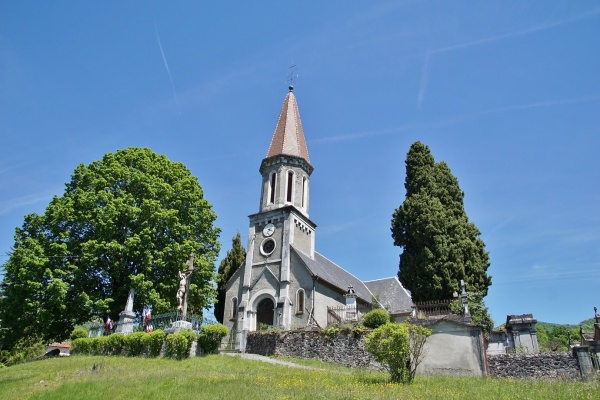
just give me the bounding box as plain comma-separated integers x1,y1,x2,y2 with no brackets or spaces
417,8,600,107
154,24,181,113
417,52,430,109
435,8,600,54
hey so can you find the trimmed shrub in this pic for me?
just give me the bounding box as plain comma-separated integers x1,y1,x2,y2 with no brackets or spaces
70,328,88,341
165,333,189,360
363,308,391,329
142,329,165,358
106,334,125,355
198,324,228,354
124,332,145,356
90,336,109,355
179,329,197,356
72,338,92,355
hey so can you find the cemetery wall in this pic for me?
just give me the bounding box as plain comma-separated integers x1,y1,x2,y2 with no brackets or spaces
487,352,581,380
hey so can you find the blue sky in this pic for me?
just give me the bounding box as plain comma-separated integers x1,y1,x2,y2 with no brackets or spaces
1,1,599,325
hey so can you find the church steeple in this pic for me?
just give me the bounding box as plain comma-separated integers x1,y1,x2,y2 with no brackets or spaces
265,86,310,163
259,86,313,217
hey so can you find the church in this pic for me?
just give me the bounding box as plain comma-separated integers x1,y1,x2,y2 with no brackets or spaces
223,86,412,344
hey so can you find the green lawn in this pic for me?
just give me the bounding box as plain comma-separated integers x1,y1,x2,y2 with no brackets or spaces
0,355,597,400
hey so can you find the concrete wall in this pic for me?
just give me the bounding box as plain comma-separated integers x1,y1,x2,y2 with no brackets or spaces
417,321,486,377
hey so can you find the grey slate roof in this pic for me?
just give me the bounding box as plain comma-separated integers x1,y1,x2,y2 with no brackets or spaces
364,277,414,314
292,246,372,304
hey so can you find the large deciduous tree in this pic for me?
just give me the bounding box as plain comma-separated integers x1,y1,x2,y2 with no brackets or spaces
391,141,491,302
214,232,246,323
0,147,220,348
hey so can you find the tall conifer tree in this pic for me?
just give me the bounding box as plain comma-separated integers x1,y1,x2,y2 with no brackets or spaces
391,142,491,302
214,232,246,323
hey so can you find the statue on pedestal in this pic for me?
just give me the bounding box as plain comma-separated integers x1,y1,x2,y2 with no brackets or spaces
176,254,195,317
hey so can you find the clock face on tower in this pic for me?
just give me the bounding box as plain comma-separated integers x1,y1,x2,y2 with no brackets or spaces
262,223,275,237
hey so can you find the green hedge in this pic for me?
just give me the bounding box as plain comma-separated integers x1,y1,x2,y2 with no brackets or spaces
362,309,391,329
198,324,228,354
142,330,165,357
71,328,197,360
165,333,189,360
124,332,145,356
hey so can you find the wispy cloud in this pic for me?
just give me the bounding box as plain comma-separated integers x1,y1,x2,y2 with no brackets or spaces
318,218,366,236
314,93,600,145
494,262,600,287
436,8,600,55
154,24,181,114
417,8,600,107
0,191,56,215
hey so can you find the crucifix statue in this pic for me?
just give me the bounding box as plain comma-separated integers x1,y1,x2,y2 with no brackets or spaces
176,253,195,318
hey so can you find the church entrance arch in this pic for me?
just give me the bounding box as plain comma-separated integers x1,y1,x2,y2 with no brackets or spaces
256,297,275,327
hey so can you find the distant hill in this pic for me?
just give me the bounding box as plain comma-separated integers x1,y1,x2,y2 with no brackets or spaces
537,318,595,332
495,317,595,332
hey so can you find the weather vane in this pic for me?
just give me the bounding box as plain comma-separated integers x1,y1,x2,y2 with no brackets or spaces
287,62,298,88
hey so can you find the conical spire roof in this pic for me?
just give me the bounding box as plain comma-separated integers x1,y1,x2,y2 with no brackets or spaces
265,86,310,163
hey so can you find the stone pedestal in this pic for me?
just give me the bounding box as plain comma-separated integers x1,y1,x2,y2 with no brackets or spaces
115,310,136,334
166,320,193,334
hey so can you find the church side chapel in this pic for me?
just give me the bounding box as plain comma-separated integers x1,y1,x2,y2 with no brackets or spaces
223,86,412,346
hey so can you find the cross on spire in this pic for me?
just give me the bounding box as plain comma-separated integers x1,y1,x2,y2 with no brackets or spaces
287,63,298,90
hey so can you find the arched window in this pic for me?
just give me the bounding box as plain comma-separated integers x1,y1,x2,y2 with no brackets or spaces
301,177,307,208
286,171,294,203
296,289,305,314
269,172,277,204
230,297,238,320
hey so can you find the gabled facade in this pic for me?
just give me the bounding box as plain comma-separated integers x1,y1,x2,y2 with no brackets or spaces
223,86,412,348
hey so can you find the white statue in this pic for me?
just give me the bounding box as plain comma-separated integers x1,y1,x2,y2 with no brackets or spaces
176,254,195,314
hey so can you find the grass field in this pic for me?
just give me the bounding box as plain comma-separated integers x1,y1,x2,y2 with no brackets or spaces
0,355,597,399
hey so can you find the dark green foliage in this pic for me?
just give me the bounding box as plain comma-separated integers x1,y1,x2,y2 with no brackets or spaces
362,309,391,329
70,328,88,341
165,333,189,360
198,323,228,354
536,324,580,352
141,329,165,357
391,142,491,302
0,338,45,366
0,148,220,349
214,232,246,323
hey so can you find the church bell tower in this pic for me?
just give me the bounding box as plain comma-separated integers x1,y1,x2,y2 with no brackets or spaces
240,85,316,330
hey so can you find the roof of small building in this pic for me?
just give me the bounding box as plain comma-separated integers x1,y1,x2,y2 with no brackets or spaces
47,342,71,348
363,277,413,314
506,314,537,327
265,86,310,163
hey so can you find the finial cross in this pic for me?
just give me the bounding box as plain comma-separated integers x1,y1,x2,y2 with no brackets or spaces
287,62,298,88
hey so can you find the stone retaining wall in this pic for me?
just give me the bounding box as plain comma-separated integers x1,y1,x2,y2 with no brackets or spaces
488,353,581,381
246,330,382,369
